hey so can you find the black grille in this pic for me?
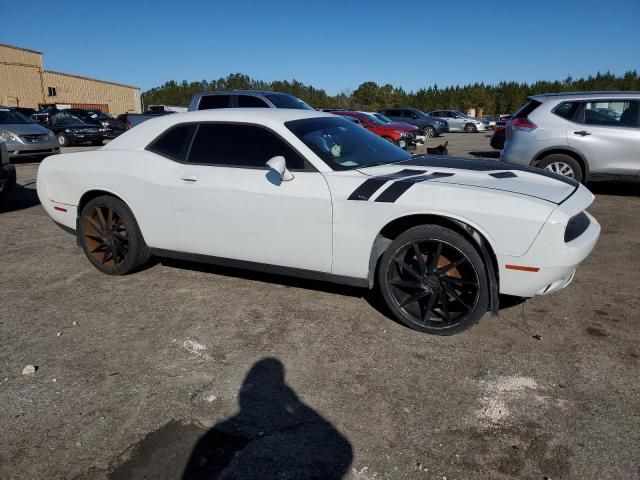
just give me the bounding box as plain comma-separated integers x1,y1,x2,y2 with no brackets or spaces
565,212,590,242
21,134,49,143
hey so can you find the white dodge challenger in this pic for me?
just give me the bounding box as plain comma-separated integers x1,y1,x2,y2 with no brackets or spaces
36,109,600,335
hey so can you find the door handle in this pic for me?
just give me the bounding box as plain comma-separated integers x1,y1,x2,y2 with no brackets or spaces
180,175,198,182
573,131,591,136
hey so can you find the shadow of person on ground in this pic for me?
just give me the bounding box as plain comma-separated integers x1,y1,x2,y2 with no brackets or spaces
182,358,353,480
0,183,40,213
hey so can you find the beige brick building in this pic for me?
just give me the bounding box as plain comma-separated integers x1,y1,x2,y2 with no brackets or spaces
0,43,141,115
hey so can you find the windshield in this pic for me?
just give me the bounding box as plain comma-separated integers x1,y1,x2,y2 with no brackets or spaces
52,112,85,124
373,113,393,123
265,94,313,110
0,108,32,124
286,116,411,171
358,112,386,126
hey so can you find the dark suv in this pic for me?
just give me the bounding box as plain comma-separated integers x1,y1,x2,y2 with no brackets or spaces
188,90,314,111
377,108,448,137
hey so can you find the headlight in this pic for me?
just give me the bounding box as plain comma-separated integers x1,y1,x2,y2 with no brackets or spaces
0,130,21,143
394,130,406,136
65,128,71,133
99,128,107,132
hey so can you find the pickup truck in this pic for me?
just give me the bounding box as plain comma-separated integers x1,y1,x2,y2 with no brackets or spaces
117,111,176,130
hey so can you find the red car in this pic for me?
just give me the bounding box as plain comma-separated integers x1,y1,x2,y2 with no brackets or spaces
330,110,418,147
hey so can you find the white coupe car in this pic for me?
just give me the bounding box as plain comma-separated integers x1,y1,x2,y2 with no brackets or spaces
36,109,600,335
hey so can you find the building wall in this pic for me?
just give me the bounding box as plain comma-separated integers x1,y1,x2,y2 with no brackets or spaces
0,44,45,107
0,43,140,115
43,71,141,115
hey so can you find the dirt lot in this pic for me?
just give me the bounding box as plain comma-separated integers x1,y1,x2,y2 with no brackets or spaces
1,133,639,480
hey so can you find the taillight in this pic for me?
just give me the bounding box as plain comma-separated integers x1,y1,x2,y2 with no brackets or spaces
511,117,537,132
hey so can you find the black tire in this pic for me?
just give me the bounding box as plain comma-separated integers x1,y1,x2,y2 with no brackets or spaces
464,123,477,133
537,154,584,182
79,195,151,275
378,225,489,335
423,127,436,138
56,133,69,147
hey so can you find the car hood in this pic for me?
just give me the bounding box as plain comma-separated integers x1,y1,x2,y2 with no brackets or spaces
356,155,579,204
386,122,418,132
0,123,50,135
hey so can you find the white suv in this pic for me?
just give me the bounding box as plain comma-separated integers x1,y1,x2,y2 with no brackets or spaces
501,92,640,183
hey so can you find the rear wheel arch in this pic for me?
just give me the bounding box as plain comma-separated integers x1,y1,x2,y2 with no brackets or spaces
78,189,129,217
367,214,500,315
534,148,589,181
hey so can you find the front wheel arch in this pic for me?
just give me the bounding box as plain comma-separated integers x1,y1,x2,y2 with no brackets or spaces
534,148,589,182
367,214,500,315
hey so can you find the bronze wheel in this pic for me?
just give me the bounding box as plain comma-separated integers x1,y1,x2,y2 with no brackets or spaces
79,195,150,275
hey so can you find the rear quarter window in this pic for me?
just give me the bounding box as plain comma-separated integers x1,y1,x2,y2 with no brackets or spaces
146,124,196,161
197,95,232,110
512,99,542,119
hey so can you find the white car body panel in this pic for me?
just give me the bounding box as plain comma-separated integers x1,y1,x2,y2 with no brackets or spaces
37,108,600,299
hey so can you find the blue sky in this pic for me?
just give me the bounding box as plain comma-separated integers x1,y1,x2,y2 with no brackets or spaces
3,0,639,94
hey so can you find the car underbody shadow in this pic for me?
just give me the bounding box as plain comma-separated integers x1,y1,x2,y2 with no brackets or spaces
587,180,640,197
0,183,40,213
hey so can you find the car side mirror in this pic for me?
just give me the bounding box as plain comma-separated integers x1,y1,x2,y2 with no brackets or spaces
266,156,294,181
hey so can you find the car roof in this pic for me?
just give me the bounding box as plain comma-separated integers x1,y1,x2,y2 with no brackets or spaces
193,90,297,97
103,108,335,151
530,91,640,102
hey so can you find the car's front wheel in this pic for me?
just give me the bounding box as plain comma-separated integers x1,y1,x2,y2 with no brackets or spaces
56,133,69,147
378,225,488,335
537,154,583,182
423,126,436,138
464,123,477,133
79,195,150,275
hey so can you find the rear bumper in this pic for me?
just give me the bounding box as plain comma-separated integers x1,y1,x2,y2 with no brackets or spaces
497,190,600,298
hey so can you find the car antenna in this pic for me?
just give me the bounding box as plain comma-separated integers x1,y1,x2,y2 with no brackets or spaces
500,301,542,340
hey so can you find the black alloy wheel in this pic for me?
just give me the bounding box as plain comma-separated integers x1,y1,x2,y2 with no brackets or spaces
379,225,488,335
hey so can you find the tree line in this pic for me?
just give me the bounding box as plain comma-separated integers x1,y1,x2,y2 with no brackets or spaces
141,71,640,117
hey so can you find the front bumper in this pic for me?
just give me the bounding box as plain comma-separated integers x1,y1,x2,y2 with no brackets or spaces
5,138,60,158
496,186,600,297
67,132,104,144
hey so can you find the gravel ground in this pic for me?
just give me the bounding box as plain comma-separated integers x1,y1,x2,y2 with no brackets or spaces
1,134,639,480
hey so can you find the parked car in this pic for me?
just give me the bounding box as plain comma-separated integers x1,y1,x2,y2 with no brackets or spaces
189,90,314,111
118,111,177,130
378,108,448,138
0,106,60,159
502,92,640,182
428,110,487,133
45,110,106,147
330,110,417,147
36,108,600,335
0,142,17,205
368,112,427,143
490,122,507,150
14,107,38,119
65,109,126,139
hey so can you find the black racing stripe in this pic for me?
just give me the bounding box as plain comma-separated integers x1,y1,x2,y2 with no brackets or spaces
347,178,387,201
374,172,454,203
347,169,427,201
398,155,578,187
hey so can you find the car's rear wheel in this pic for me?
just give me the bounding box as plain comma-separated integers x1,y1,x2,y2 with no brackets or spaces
378,225,488,335
423,127,436,138
79,195,150,275
56,133,69,147
464,123,477,133
537,154,583,182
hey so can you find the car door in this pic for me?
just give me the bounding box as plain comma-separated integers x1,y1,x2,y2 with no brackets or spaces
568,99,640,177
172,122,334,272
445,112,463,131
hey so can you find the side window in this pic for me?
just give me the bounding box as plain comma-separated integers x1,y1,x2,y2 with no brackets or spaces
146,124,196,161
197,95,231,110
584,100,639,128
553,101,580,121
187,124,307,170
387,109,400,117
237,95,269,108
